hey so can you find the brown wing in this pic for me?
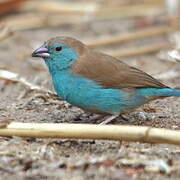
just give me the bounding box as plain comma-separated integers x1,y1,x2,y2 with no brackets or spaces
71,49,168,89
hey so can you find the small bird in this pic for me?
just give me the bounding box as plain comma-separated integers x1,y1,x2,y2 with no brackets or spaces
32,37,180,124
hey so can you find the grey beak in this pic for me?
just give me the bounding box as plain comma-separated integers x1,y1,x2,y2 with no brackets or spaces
32,45,50,58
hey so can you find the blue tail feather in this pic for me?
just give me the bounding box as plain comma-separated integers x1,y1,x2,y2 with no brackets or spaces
139,88,180,98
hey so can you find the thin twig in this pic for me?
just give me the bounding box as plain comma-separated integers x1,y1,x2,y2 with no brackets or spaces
0,69,54,95
0,122,180,145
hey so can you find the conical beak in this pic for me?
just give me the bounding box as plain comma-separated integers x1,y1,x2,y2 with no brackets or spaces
32,45,50,58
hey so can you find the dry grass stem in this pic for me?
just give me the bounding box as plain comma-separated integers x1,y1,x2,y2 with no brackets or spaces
107,42,170,57
27,1,97,14
0,69,54,94
0,122,180,145
87,24,180,47
3,14,83,31
24,1,163,18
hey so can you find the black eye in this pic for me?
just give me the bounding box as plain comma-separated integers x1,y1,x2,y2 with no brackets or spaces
55,46,62,51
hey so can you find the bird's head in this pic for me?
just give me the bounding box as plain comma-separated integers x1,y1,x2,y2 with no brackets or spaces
32,37,86,73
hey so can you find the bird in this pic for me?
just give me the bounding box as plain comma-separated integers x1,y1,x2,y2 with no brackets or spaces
32,36,180,124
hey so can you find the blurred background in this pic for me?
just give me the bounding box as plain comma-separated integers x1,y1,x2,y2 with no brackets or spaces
0,0,180,88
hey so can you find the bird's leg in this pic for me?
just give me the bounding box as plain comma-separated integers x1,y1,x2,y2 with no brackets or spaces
73,113,129,124
99,115,119,125
119,114,130,121
72,114,107,123
86,114,107,123
99,114,130,125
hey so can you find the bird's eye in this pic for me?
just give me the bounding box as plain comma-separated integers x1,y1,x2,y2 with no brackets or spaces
55,46,62,51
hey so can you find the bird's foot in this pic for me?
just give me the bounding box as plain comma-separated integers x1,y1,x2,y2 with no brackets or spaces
71,114,107,124
99,115,119,125
72,114,129,124
87,114,107,123
118,114,130,122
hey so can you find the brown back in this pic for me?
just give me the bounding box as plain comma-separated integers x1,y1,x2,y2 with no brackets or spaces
72,49,168,89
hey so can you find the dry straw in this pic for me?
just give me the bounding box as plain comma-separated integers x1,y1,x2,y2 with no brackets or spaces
0,122,180,145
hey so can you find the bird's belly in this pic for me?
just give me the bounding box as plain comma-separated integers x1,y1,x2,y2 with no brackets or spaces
52,74,148,115
64,88,147,115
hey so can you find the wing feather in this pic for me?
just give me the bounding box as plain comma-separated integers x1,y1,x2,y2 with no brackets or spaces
72,49,168,89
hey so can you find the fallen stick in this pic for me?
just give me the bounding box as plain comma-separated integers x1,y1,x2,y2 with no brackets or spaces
2,13,83,31
0,69,54,95
0,122,180,145
87,24,180,47
107,42,170,57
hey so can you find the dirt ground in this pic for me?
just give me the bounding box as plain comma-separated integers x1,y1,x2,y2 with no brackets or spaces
0,17,180,180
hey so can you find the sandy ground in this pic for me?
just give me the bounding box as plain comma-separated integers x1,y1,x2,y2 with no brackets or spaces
0,19,180,180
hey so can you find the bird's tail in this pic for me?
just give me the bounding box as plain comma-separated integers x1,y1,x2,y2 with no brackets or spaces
139,88,180,98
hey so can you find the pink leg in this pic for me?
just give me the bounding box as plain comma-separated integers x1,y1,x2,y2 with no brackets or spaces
99,115,119,125
87,114,107,123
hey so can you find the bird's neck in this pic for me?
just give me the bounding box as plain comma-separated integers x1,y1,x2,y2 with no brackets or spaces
53,70,78,97
44,59,72,75
44,48,80,74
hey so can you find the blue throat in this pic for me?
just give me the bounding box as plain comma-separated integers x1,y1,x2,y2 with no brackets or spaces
44,44,79,74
